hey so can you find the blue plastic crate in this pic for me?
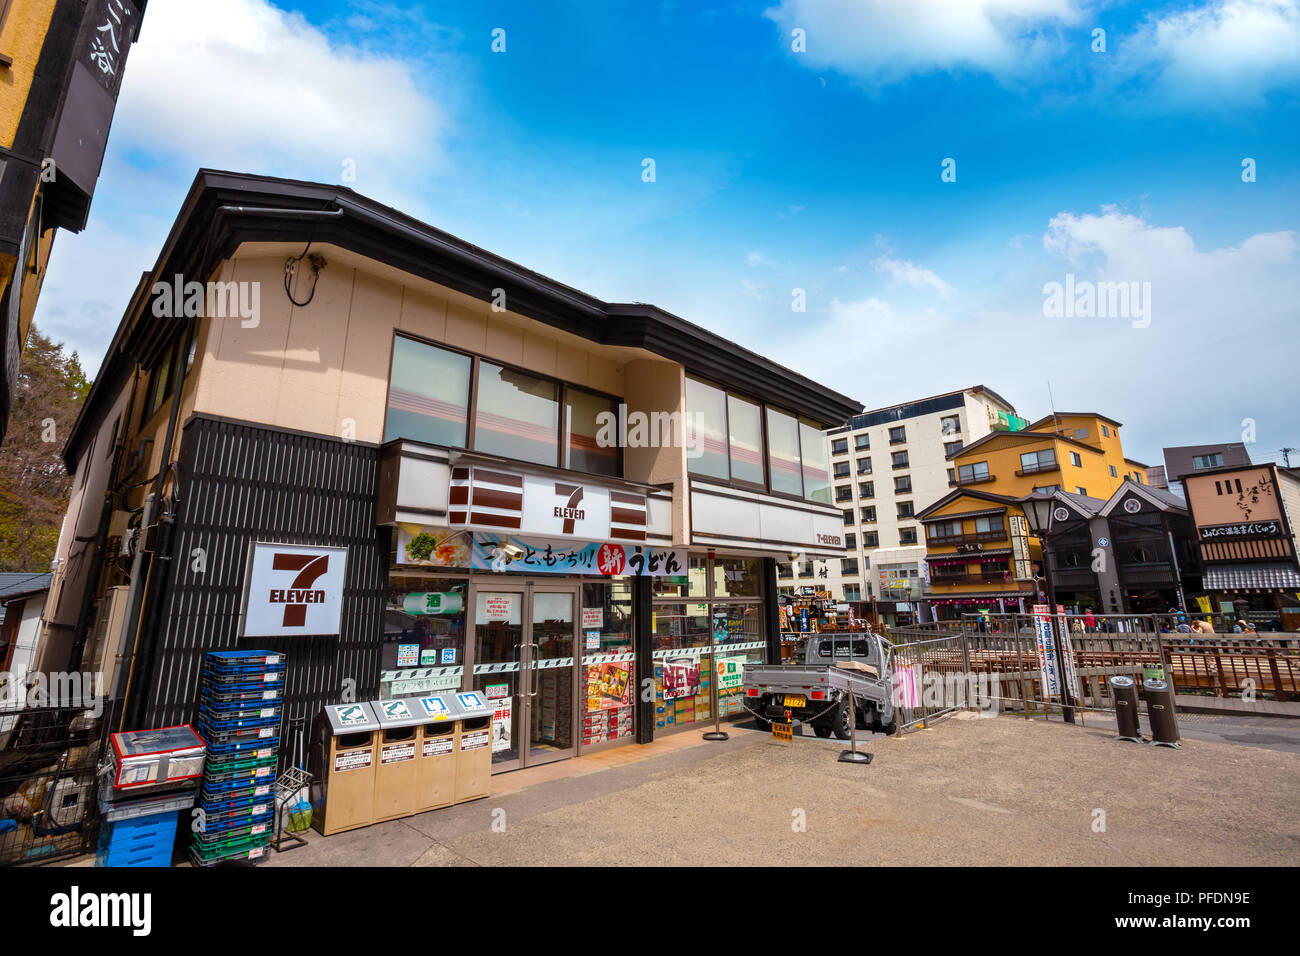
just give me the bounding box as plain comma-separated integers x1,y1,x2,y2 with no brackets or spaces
194,806,273,836
202,657,286,677
198,693,281,716
204,737,280,759
205,650,285,668
200,684,281,704
199,789,272,814
197,704,282,731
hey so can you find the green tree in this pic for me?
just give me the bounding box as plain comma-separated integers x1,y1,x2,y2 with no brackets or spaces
0,326,89,571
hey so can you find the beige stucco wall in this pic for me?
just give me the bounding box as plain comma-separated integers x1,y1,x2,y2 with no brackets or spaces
191,246,638,448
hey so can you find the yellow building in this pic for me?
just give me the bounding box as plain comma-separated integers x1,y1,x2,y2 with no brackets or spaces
918,412,1149,619
0,0,146,438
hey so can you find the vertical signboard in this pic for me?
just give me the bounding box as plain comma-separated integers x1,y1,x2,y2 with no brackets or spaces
1031,604,1060,698
1055,604,1081,702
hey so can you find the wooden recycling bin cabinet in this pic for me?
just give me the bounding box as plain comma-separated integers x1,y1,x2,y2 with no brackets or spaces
413,695,457,813
450,691,494,804
372,699,424,822
310,702,380,835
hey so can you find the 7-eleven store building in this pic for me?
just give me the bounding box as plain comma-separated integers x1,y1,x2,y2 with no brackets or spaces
50,171,860,775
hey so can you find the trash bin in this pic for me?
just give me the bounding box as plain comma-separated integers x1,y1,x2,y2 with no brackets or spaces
450,691,493,804
413,695,457,813
1142,679,1180,748
310,702,380,835
1108,676,1142,742
371,699,424,823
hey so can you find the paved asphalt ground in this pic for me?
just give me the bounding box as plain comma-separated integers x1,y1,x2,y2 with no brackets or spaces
261,712,1300,867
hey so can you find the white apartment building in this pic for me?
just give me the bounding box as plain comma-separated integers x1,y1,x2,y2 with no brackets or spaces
778,386,1022,625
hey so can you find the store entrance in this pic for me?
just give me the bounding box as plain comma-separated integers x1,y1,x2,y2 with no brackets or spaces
469,581,578,773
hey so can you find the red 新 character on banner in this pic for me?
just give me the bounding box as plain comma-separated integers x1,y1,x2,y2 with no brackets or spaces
598,543,626,576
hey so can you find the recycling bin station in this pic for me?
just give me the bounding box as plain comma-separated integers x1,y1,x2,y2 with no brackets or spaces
311,702,380,835
372,698,423,822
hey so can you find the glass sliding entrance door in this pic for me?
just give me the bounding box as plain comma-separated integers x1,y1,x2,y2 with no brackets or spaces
472,587,526,771
470,581,578,773
527,588,576,765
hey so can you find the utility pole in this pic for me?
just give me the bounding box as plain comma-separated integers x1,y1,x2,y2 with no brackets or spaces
1281,448,1297,468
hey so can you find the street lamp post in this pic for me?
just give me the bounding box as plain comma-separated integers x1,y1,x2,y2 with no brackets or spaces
1019,492,1077,724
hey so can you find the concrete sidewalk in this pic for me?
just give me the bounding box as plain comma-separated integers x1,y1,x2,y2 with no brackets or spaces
257,713,1299,867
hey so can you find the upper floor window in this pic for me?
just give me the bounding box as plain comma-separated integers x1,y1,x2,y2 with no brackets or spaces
843,509,855,526
566,387,620,476
842,559,859,576
889,426,906,444
1192,453,1223,470
385,336,473,448
1019,449,1057,474
863,531,879,547
957,461,989,483
385,336,621,476
831,438,848,456
1069,451,1082,467
685,378,729,481
1101,424,1110,437
1033,484,1061,494
892,451,909,469
766,407,803,497
860,481,874,498
928,520,961,539
944,440,963,457
835,485,853,502
974,515,1003,534
899,527,918,545
834,461,851,479
861,506,876,522
1109,465,1118,478
475,361,560,466
855,433,870,451
894,475,912,494
857,457,872,475
940,415,961,435
1134,472,1144,484
897,501,915,519
845,533,857,550
727,395,765,485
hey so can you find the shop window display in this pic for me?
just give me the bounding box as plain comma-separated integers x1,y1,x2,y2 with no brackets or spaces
381,576,468,698
580,581,636,747
651,556,767,731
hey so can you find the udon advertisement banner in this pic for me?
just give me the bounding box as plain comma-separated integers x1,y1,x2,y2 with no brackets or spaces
396,527,686,578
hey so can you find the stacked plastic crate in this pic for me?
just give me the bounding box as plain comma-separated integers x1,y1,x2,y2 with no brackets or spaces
189,650,285,866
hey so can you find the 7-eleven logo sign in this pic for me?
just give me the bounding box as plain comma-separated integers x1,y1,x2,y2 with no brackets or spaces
553,482,586,535
269,552,331,627
245,543,348,637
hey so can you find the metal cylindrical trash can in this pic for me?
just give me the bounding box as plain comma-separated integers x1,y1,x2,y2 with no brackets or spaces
1109,676,1142,742
1142,679,1181,748
310,703,380,835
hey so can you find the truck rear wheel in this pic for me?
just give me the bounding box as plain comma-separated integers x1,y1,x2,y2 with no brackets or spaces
832,701,852,740
813,723,832,738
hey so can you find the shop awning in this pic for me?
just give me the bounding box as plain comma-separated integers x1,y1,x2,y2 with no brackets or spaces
1203,563,1300,591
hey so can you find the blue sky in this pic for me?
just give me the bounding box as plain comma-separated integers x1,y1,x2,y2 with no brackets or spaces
35,0,1300,470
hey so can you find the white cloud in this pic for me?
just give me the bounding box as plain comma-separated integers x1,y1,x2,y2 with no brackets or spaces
872,256,951,296
1111,0,1300,107
746,250,777,268
763,0,1080,85
112,0,446,189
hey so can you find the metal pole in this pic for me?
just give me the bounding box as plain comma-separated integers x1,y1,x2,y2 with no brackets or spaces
703,629,728,741
837,683,872,764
